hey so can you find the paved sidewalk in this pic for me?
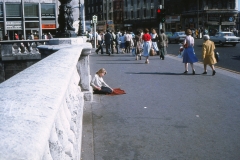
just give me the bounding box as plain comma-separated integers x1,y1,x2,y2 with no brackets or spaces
82,48,240,160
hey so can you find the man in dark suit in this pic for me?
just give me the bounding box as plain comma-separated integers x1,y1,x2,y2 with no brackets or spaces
104,29,112,55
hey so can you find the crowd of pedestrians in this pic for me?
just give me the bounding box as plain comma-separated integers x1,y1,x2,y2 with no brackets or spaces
91,27,218,76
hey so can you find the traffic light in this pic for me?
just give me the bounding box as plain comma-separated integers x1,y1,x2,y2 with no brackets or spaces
156,8,161,20
156,8,166,23
161,9,166,23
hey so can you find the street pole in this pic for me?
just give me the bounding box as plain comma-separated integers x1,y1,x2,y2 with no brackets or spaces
219,15,222,32
77,0,83,36
162,0,165,31
197,0,199,30
94,22,96,48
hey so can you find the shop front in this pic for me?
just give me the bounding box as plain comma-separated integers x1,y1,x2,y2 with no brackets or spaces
6,21,23,40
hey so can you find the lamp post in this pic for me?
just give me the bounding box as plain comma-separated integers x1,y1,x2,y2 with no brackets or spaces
78,0,83,36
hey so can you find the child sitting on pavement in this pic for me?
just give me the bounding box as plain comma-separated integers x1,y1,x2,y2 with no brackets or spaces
91,68,113,94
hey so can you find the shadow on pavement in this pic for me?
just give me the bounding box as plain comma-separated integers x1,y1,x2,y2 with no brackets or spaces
125,72,203,75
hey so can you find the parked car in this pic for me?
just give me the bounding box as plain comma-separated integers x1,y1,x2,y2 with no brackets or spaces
165,32,173,39
210,32,240,46
168,32,186,43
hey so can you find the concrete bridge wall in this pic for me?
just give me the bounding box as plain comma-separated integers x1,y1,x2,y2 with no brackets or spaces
0,43,92,159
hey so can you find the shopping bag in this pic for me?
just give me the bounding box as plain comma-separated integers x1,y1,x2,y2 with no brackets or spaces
215,51,220,62
150,48,155,56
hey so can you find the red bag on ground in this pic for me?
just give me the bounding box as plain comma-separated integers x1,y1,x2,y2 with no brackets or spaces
107,88,126,96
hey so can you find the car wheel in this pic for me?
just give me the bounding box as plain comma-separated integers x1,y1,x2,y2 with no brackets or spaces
219,41,224,46
232,43,236,47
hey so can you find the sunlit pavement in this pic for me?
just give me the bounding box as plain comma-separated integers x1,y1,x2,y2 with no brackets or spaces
81,48,240,160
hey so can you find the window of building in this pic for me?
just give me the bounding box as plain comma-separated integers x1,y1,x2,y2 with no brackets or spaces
151,8,153,17
131,0,133,6
24,4,39,17
137,0,140,7
25,22,39,28
0,4,3,17
144,0,146,5
41,4,55,17
96,6,98,12
109,3,112,10
125,11,127,19
131,11,133,19
144,9,146,17
6,4,21,17
137,10,139,18
125,0,127,7
92,6,94,12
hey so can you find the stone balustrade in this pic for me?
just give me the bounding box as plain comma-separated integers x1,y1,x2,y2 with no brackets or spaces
0,40,50,61
0,41,92,159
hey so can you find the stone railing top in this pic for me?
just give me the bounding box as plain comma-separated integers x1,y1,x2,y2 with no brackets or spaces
0,45,88,159
0,39,50,44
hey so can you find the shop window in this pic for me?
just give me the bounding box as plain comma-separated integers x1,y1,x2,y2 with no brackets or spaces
6,4,21,17
0,4,3,17
41,4,55,17
25,4,39,17
25,22,39,28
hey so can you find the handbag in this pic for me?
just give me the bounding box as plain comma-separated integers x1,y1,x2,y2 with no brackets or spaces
215,51,220,62
183,43,188,48
150,48,155,56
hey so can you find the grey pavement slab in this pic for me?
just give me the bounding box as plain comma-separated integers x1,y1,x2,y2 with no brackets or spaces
82,49,240,160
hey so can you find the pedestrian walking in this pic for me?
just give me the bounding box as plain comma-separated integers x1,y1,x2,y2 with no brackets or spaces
95,31,104,54
48,32,53,39
134,30,142,60
90,68,113,94
202,35,217,76
14,33,19,40
114,31,120,54
120,33,126,53
104,29,112,55
110,30,116,54
150,29,160,56
158,29,168,60
142,28,152,64
4,34,9,40
182,29,198,75
125,31,132,53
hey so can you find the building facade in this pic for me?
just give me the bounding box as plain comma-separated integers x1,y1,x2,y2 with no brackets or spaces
123,0,160,32
164,0,239,34
0,0,58,40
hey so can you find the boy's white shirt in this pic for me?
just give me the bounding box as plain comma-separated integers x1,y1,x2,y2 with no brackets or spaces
90,74,112,89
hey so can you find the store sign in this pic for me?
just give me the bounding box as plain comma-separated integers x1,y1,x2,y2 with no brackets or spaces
42,24,56,29
6,21,22,29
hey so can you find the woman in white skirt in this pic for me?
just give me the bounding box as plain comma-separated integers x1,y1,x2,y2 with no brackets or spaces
150,29,160,55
